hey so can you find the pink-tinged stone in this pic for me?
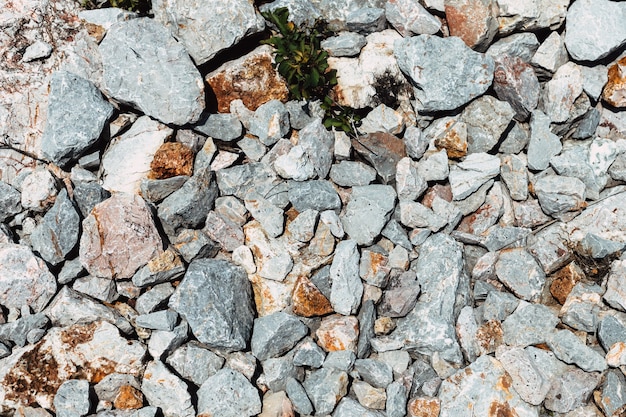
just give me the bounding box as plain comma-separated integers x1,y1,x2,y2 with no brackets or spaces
603,56,626,108
0,243,57,313
493,55,540,121
79,193,163,280
259,391,295,417
445,0,499,51
316,314,359,352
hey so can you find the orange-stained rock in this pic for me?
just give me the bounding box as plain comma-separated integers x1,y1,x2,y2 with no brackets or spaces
316,314,359,352
206,45,288,113
408,397,441,417
445,0,499,51
114,385,144,409
433,119,468,159
603,56,626,108
475,319,504,355
292,275,334,317
149,142,194,180
421,184,453,208
550,262,584,304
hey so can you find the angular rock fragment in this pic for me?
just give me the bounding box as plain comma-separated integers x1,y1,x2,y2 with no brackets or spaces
448,153,500,200
248,100,290,146
251,312,308,361
603,56,626,108
53,379,91,417
502,301,559,347
531,32,569,77
316,314,360,352
544,368,601,414
291,275,334,317
352,132,406,184
605,260,626,312
342,185,396,245
527,110,561,171
495,248,545,302
542,62,584,124
385,0,440,36
142,361,194,417
302,367,349,415
444,0,499,51
288,180,341,212
20,169,58,213
197,369,261,417
166,342,225,386
330,240,363,315
534,175,586,216
495,346,551,405
493,55,539,121
460,95,514,154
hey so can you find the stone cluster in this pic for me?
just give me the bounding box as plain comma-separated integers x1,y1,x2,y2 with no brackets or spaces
1,0,626,416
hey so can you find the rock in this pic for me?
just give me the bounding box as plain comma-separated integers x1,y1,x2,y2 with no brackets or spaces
407,397,440,417
486,32,540,63
385,0,440,36
73,275,117,303
53,379,91,417
330,161,377,187
417,149,449,182
378,272,420,317
596,369,626,416
0,321,145,410
444,0,499,51
495,346,551,405
157,166,219,236
603,56,626,108
330,240,363,315
460,96,515,153
20,168,58,213
100,116,172,195
354,358,393,388
166,342,224,387
492,55,539,121
0,181,22,223
527,111,562,171
346,7,386,34
482,291,519,322
142,361,194,417
359,104,404,134
342,185,396,245
302,367,349,415
288,180,341,213
21,40,53,63
534,175,586,216
425,117,468,159
352,132,406,184
30,189,80,266
285,377,313,415
260,0,322,28
149,142,194,180
258,390,294,417
448,153,500,200
604,260,626,312
0,312,49,348
394,35,494,112
322,31,367,57
197,369,261,417
194,113,242,142
100,18,204,125
135,283,175,316
495,248,546,302
80,193,163,280
135,310,178,331
334,397,385,417
202,212,245,252
287,209,318,242
251,312,308,361
173,229,220,263
293,337,326,368
544,368,601,414
560,282,603,332
502,301,559,347
497,0,568,35
41,71,113,167
94,372,143,410
248,100,290,146
542,62,584,124
316,314,360,352
564,0,626,62
531,32,569,77
245,192,284,238
291,275,334,317
0,243,56,313
168,259,254,352
386,381,407,417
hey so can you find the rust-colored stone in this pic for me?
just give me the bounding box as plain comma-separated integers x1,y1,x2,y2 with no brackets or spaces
292,275,334,317
445,0,498,51
475,319,504,355
603,56,626,108
421,184,453,208
408,397,441,417
488,400,516,417
316,314,359,352
549,262,584,304
114,385,144,409
434,119,468,158
149,142,194,180
206,45,289,113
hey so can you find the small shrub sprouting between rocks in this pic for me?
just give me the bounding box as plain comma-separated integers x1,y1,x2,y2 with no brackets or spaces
80,0,151,13
260,7,361,136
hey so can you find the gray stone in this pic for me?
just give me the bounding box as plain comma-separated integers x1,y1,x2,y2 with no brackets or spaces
197,369,261,417
0,243,56,313
334,397,385,417
403,125,428,160
274,145,316,181
449,153,500,201
202,212,244,252
0,312,49,347
495,248,545,302
486,32,539,63
544,368,601,414
298,118,335,179
534,175,586,216
21,40,52,62
546,329,607,372
381,219,412,250
330,161,377,187
260,0,322,28
560,282,603,332
482,291,519,322
417,149,449,182
293,337,326,368
260,354,301,392
237,136,267,162
100,18,204,125
285,377,313,415
598,315,626,351
157,166,218,236
244,192,284,238
131,248,186,288
320,210,345,238
330,239,363,315
492,55,540,121
455,306,480,362
168,259,255,351
148,319,189,360
385,0,440,36
527,110,562,171
135,310,178,331
573,108,601,140
351,132,406,184
341,185,396,245
461,96,514,154
550,143,604,201
94,372,141,405
499,122,530,154
495,346,551,405
251,312,308,361
136,283,175,315
531,32,569,77
360,247,390,287
166,342,225,386
605,260,626,313
287,209,318,242
513,199,552,228
54,379,91,417
0,181,22,222
500,154,528,201
581,65,608,101
324,349,356,371
396,157,427,201
597,369,626,417
502,301,559,347
224,351,257,381
357,299,376,359
497,0,568,34
385,381,407,417
378,272,420,318
354,358,393,388
72,181,110,218
72,275,118,303
321,31,367,57
140,176,189,204
394,35,494,112
142,360,194,417
248,100,290,146
392,234,464,363
41,71,114,167
359,104,404,135
20,168,58,213
541,62,584,124
346,7,386,34
302,367,349,415
30,189,80,266
288,180,341,212
194,113,242,141
564,0,626,62
399,201,447,232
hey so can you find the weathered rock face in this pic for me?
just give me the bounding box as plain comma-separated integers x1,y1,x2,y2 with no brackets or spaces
79,193,163,280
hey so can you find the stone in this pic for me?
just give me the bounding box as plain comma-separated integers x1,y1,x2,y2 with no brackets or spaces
0,321,145,410
417,149,449,182
80,193,163,280
346,7,386,34
496,0,568,34
448,153,500,200
41,71,113,167
166,342,224,387
378,272,420,317
403,125,428,160
357,300,376,358
407,397,440,417
330,161,377,187
352,132,406,184
544,368,601,414
603,56,626,108
245,192,284,238
157,166,219,236
425,117,468,159
0,243,56,313
19,168,57,213
302,367,349,415
30,189,80,266
141,360,194,417
391,234,465,363
291,275,334,317
534,175,586,216
251,312,308,361
596,369,626,416
527,110,562,171
342,185,396,245
564,0,626,62
287,209,318,242
482,291,519,322
322,32,367,57
352,380,386,409
495,248,545,302
604,260,626,312
531,32,569,77
168,259,255,351
173,229,220,263
21,40,53,63
94,373,142,410
486,32,540,63
0,181,22,223
248,100,290,146
493,55,539,121
542,62,584,124
460,96,514,153
72,181,111,218
495,346,551,405
502,301,559,347
394,35,494,112
288,180,341,212
560,281,602,332
197,369,261,417
260,0,322,28
359,104,404,135
100,116,172,195
334,397,385,417
330,240,363,315
354,358,393,388
316,314,360,352
72,275,117,303
386,381,407,417
258,390,294,417
53,379,91,417
149,142,194,180
100,18,204,125
140,177,190,204
359,248,390,287
135,310,178,331
274,146,316,181
285,377,313,415
202,212,245,252
385,0,440,36
444,0,499,51
0,312,49,348
293,337,326,368
135,283,175,316
261,354,301,392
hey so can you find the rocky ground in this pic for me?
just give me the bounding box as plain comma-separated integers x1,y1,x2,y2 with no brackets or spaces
1,0,626,416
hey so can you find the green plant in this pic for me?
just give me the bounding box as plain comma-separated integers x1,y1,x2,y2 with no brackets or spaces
80,0,151,13
261,7,361,136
